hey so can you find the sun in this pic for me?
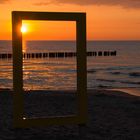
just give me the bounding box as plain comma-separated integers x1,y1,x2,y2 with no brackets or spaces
21,25,27,33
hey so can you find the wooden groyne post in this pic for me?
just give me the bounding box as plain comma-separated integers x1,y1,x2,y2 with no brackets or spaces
0,51,117,59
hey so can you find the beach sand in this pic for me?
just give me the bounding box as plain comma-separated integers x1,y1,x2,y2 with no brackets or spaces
0,89,140,140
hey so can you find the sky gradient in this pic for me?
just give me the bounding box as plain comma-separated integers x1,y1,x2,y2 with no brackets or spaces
0,0,140,40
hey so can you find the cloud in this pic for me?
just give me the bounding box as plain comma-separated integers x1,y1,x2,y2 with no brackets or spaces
0,0,10,4
33,1,52,6
34,0,140,9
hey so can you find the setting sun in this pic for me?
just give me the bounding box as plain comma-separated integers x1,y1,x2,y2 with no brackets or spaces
21,25,27,33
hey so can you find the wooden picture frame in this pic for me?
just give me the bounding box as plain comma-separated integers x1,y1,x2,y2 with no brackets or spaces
12,11,87,128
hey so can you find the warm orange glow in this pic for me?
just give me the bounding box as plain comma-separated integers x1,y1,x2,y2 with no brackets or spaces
22,21,76,40
0,1,140,40
21,25,27,33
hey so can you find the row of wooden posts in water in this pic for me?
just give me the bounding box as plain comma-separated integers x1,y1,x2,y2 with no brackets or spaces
0,51,117,59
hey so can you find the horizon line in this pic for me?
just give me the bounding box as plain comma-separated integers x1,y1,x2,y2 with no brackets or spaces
0,39,140,41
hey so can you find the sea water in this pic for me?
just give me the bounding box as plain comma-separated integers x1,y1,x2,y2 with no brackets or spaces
0,40,140,93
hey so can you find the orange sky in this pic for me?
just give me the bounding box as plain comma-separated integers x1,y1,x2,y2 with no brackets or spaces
0,0,140,40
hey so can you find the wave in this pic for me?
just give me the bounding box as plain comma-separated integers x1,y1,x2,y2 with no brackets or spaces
121,81,140,85
129,72,140,77
110,71,140,78
96,78,140,85
87,69,96,74
106,66,140,71
97,79,116,82
97,85,113,88
110,71,122,75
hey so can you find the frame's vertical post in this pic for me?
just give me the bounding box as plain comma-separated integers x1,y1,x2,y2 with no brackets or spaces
12,12,24,127
76,13,87,122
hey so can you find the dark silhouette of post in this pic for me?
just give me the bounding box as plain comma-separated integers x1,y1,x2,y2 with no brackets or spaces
0,51,117,59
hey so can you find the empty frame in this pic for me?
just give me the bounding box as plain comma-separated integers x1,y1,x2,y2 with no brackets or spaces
12,11,87,128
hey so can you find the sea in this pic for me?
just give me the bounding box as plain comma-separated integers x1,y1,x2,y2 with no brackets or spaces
0,40,140,95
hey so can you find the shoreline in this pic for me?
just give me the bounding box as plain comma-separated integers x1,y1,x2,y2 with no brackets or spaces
0,87,139,97
0,88,139,139
108,87,140,97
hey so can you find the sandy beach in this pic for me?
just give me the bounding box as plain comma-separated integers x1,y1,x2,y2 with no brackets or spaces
0,89,140,140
